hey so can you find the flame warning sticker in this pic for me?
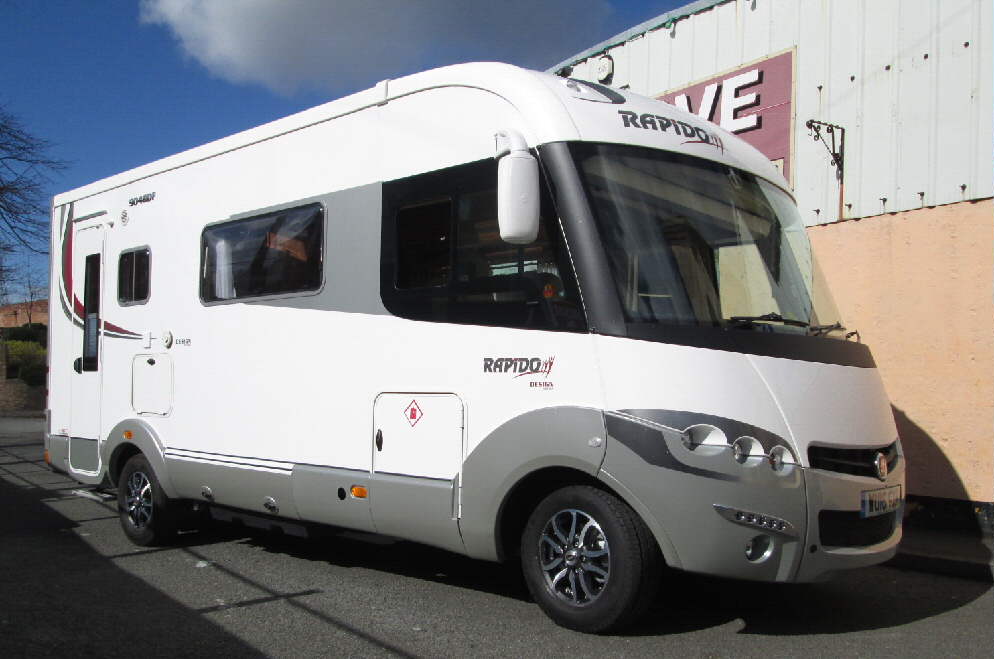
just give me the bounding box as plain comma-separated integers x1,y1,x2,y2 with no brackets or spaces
404,399,423,427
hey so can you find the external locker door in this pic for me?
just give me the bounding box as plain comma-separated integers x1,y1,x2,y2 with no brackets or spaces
370,393,464,552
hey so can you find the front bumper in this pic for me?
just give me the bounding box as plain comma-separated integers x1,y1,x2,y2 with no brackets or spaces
600,414,904,583
793,464,905,582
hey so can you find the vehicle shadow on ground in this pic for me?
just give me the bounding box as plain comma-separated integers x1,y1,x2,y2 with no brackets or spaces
221,520,990,638
235,526,532,602
0,468,267,658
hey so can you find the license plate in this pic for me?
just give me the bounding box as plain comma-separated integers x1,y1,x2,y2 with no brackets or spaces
860,485,903,518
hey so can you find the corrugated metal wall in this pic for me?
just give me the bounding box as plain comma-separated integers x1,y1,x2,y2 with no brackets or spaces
561,0,993,226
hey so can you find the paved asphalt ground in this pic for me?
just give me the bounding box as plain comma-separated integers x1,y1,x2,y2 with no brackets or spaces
1,418,991,658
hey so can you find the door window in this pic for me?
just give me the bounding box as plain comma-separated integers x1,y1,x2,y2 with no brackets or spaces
81,253,100,371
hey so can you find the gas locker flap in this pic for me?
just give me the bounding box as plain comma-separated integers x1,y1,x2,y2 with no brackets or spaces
372,393,464,480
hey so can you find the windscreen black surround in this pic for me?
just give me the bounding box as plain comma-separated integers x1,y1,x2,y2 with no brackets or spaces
539,142,874,368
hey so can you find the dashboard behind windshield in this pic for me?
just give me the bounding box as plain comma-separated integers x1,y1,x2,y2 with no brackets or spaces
569,142,841,335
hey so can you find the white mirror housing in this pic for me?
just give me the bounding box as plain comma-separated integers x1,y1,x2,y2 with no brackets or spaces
495,130,540,244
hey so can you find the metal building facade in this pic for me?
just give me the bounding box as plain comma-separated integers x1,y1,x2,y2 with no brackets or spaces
553,0,992,226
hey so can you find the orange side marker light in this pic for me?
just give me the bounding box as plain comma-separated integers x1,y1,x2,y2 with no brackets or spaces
350,485,368,499
123,430,134,440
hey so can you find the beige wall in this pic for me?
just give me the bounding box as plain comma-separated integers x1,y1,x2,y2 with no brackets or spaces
809,199,993,502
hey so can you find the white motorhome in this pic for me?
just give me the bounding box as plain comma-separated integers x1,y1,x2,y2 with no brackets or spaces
46,63,904,632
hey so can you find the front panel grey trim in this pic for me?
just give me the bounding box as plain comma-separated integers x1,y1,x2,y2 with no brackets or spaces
605,412,738,482
620,408,791,453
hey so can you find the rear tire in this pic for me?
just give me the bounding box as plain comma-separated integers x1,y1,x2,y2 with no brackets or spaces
520,485,661,633
117,454,177,546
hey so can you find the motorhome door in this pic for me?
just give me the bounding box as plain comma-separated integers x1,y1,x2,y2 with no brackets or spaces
68,221,105,475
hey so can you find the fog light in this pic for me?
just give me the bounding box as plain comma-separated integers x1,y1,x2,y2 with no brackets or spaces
745,534,773,562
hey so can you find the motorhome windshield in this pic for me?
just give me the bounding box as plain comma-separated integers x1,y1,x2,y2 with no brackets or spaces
570,142,842,336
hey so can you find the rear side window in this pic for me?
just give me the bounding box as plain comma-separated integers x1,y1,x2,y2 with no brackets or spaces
118,247,150,305
381,159,585,331
200,203,324,303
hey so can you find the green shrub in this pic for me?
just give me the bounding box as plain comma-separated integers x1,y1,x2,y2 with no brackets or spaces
2,324,47,347
5,340,47,386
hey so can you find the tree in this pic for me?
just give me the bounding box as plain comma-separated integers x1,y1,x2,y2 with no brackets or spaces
0,104,64,253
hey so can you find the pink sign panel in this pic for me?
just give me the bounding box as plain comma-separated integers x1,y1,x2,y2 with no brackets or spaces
658,50,794,182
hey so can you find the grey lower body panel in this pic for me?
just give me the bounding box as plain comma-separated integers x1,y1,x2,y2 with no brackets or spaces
167,456,301,520
45,434,69,473
370,472,464,554
292,464,375,533
68,437,100,473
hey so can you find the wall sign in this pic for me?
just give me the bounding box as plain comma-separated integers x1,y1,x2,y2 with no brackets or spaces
658,50,794,183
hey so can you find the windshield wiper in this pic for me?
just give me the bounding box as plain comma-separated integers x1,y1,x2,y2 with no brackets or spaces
728,312,810,329
808,321,847,336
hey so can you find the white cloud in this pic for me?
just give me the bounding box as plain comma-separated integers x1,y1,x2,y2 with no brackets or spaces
140,0,614,96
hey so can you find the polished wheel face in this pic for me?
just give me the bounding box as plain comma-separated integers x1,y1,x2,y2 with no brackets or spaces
538,508,610,606
125,470,154,530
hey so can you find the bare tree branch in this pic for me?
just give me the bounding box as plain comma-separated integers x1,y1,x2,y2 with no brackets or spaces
0,105,66,254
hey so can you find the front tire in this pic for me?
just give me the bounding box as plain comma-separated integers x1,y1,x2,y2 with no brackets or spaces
117,454,176,546
520,485,661,633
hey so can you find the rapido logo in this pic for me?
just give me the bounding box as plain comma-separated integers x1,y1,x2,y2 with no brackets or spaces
618,110,724,152
483,356,555,379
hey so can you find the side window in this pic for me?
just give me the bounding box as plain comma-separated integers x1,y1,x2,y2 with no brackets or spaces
81,253,100,371
381,159,585,331
200,203,323,303
118,247,151,305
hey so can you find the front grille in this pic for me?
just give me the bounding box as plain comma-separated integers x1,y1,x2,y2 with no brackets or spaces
808,442,899,477
819,510,897,547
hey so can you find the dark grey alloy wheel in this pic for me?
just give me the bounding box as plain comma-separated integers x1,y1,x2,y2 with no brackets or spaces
521,485,662,634
538,508,611,605
117,454,176,546
125,469,154,531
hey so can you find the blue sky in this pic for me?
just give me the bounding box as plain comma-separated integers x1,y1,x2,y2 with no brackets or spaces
0,0,683,299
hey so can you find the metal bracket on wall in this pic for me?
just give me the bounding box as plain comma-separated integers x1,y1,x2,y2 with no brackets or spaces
806,119,846,219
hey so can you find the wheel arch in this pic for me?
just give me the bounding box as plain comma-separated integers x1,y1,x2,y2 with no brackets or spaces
494,466,606,563
101,419,177,497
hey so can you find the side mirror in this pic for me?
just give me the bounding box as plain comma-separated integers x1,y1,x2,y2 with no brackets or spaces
495,130,540,244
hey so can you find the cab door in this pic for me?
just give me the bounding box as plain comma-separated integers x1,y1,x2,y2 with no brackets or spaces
370,393,465,552
68,222,105,475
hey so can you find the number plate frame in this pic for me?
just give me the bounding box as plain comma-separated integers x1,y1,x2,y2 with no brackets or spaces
860,484,903,518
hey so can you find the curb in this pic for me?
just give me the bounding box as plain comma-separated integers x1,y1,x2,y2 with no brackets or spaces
887,551,994,583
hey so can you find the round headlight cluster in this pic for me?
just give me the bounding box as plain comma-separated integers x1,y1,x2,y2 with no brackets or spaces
767,445,794,471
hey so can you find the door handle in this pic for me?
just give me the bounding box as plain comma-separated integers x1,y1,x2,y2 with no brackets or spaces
73,357,82,374
375,429,383,452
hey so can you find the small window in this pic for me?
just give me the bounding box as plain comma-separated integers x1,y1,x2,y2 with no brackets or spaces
200,203,324,303
118,247,151,305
